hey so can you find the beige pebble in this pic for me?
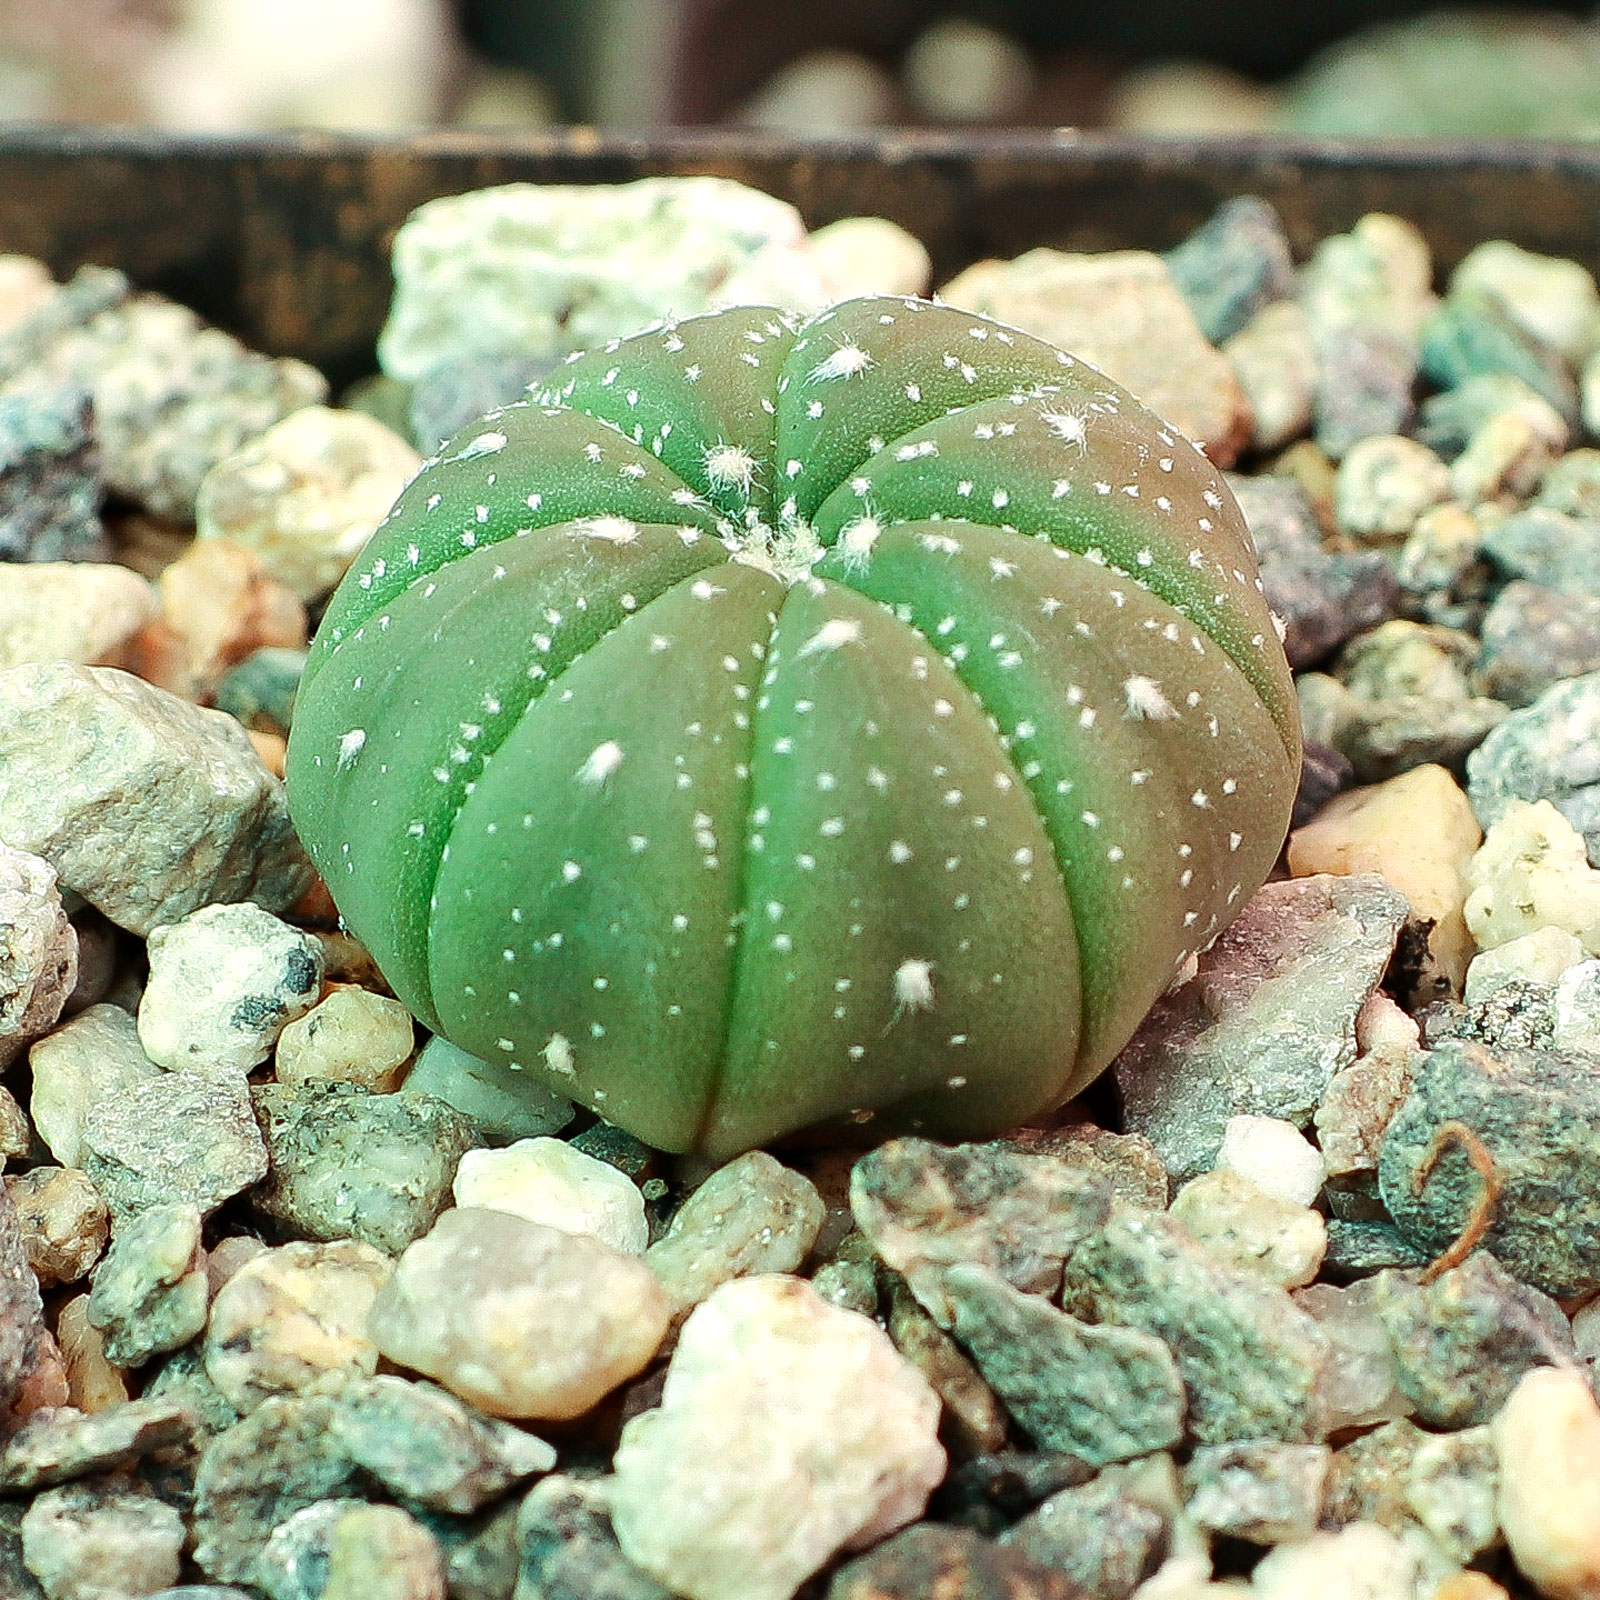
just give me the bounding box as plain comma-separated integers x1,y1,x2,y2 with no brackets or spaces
806,217,931,300
206,1233,269,1297
29,1004,162,1171
1335,435,1452,543
453,1137,647,1255
1464,799,1600,957
275,983,415,1093
197,405,422,604
1224,298,1317,454
1170,1170,1327,1289
1289,763,1481,1000
248,729,287,778
938,248,1249,464
5,1167,108,1287
55,1294,130,1413
371,1206,670,1421
150,537,307,697
0,563,158,673
205,1238,393,1413
1495,1366,1600,1599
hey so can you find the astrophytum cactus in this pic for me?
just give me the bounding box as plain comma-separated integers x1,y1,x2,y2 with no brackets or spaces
286,295,1300,1159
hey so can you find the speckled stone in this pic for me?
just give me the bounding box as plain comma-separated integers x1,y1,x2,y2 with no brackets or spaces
1060,1207,1331,1445
143,1345,240,1440
1334,435,1450,543
85,1202,207,1368
1466,668,1600,867
1451,240,1600,364
1450,404,1566,504
0,841,77,1072
4,1168,108,1289
1477,581,1600,708
399,1033,574,1146
1004,1123,1169,1212
192,1393,363,1584
1184,1441,1330,1546
0,663,312,937
885,1278,1008,1457
371,1206,669,1421
1164,195,1295,346
20,1479,184,1600
515,1475,676,1600
330,1374,554,1515
1227,474,1398,670
32,291,328,521
1370,1253,1577,1428
646,1151,824,1314
999,1455,1177,1600
138,902,323,1078
1115,873,1408,1183
0,1398,194,1491
248,1082,478,1255
81,1071,266,1222
1480,507,1600,601
1378,1038,1600,1299
28,1004,161,1171
204,1238,393,1413
1298,214,1434,458
259,1501,447,1600
851,1138,1111,1325
1417,371,1566,459
610,1274,945,1600
1168,1170,1327,1289
1422,294,1579,425
944,1260,1185,1464
0,379,103,563
1303,621,1509,784
830,1521,1080,1600
379,177,824,386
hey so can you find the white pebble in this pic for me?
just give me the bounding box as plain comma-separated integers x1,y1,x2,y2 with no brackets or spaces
1216,1115,1326,1208
452,1137,648,1255
610,1275,945,1600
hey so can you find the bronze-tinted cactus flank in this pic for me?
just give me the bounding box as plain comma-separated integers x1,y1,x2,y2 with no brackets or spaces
287,296,1301,1159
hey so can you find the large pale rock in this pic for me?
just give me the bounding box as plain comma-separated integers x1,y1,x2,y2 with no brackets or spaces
1289,763,1482,1001
378,177,826,384
610,1275,945,1600
0,562,155,671
196,405,422,602
1495,1367,1600,1600
0,663,312,936
939,248,1249,462
370,1206,669,1421
0,842,76,1072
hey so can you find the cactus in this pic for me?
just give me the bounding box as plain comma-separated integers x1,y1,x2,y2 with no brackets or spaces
287,296,1300,1159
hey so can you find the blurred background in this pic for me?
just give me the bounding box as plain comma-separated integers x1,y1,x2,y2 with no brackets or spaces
4,0,1600,138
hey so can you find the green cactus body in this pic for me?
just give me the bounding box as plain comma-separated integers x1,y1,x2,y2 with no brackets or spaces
288,296,1300,1159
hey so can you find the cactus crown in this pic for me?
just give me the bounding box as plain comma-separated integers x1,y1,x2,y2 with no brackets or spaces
288,295,1299,1159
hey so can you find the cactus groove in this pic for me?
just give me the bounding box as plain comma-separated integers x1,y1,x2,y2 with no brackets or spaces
287,296,1301,1159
